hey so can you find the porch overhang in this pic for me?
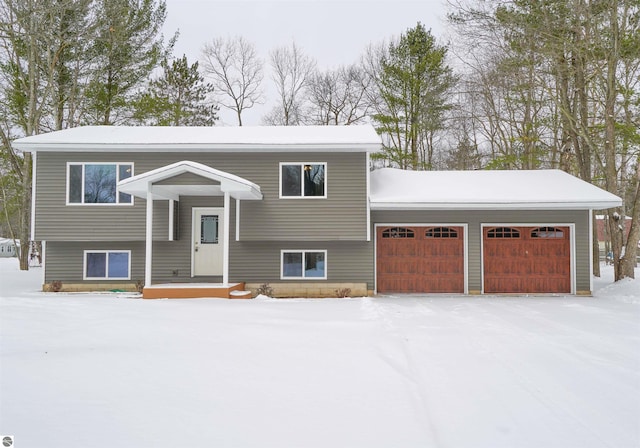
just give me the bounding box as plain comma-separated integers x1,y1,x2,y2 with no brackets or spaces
118,160,262,200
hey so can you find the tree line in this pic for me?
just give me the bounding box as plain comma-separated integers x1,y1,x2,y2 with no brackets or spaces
0,0,638,281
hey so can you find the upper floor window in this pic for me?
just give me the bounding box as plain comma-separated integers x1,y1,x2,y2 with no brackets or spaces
280,163,326,198
68,163,133,205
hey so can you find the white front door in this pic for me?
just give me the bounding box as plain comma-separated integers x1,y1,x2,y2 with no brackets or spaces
192,207,224,276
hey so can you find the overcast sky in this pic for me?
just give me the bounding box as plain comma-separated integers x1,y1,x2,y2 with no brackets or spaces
162,0,450,125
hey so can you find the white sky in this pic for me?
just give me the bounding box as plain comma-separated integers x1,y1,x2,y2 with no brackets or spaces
162,0,450,125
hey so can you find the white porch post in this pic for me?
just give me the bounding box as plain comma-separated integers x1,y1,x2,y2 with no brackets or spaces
168,199,174,241
223,192,230,285
145,189,154,287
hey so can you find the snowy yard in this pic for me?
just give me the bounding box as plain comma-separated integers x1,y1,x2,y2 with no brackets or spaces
1,259,639,448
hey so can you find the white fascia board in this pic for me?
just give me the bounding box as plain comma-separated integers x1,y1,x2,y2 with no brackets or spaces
370,200,623,210
15,142,381,153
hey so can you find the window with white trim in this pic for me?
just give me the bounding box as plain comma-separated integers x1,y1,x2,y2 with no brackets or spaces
84,250,131,280
280,163,326,198
68,163,133,204
281,250,327,279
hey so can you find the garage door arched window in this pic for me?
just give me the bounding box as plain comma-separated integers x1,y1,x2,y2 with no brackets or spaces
425,227,458,238
381,227,415,238
487,227,520,238
531,227,564,238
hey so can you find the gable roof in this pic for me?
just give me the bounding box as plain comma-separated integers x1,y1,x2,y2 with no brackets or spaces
13,125,382,153
118,161,262,201
370,168,622,210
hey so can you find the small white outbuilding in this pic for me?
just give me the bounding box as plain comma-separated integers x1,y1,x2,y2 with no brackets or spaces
0,238,18,258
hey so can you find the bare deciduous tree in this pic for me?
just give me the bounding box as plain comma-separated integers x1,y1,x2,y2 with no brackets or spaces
201,36,264,126
448,0,640,280
306,65,370,125
263,41,315,126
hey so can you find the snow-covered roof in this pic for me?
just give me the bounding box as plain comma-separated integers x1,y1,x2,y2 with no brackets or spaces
370,168,622,210
118,161,262,201
13,125,382,153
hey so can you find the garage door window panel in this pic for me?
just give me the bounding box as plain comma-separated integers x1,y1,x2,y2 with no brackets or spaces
382,227,415,238
487,227,520,238
531,227,564,238
425,227,458,238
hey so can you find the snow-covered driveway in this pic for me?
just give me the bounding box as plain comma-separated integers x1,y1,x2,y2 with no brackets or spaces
1,260,638,448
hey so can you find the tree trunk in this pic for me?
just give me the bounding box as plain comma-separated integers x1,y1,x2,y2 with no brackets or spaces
18,152,32,271
603,0,624,281
621,173,639,278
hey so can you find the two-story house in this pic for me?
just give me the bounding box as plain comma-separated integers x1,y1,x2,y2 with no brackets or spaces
14,125,621,298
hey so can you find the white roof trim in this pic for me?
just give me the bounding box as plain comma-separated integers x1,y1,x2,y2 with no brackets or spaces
13,125,382,153
118,161,262,201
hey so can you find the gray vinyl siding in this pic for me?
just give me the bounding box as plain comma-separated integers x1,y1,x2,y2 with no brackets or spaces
45,198,374,287
152,198,373,286
229,240,374,287
35,151,367,242
151,196,223,283
372,209,591,292
45,241,145,283
237,153,367,241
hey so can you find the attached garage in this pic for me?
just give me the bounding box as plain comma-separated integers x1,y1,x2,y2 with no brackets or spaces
370,168,622,296
483,226,571,294
376,225,465,293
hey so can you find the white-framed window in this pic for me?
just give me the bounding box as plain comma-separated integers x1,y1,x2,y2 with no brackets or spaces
67,162,134,205
83,250,131,280
279,162,326,198
281,250,327,280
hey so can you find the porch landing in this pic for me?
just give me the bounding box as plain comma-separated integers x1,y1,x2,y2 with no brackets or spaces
143,282,252,299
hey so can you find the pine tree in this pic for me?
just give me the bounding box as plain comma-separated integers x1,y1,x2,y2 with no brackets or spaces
84,0,175,125
133,55,218,126
368,23,456,170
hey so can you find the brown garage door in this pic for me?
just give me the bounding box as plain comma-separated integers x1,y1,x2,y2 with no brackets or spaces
377,226,464,293
483,226,571,294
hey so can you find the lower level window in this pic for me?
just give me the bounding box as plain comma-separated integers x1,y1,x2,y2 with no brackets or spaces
281,250,327,280
84,250,131,280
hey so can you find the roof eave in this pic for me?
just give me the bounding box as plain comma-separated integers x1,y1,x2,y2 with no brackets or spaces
14,142,382,153
369,200,623,210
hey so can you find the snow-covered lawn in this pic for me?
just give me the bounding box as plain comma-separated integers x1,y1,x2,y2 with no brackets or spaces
1,259,639,448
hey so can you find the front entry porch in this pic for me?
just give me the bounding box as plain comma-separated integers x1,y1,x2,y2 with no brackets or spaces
118,161,263,296
143,282,252,299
